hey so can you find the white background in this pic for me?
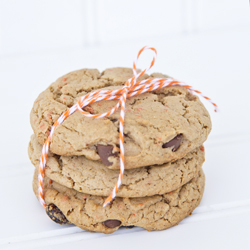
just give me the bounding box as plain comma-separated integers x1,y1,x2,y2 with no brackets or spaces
0,1,250,249
0,0,250,56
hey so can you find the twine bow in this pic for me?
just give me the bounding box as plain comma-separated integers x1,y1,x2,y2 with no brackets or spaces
38,46,217,208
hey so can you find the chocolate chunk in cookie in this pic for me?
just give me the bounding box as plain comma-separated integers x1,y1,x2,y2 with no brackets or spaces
162,134,183,151
103,219,122,228
97,144,117,166
46,203,69,224
125,225,135,229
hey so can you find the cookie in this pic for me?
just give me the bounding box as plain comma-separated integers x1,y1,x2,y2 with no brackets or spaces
33,168,205,234
30,68,211,169
29,134,205,197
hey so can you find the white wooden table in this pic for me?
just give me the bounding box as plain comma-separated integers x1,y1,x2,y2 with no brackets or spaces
0,28,250,250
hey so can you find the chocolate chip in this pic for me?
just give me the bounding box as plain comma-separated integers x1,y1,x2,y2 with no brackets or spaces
103,219,121,228
97,144,117,166
125,225,135,229
46,203,69,225
162,134,183,152
145,166,151,174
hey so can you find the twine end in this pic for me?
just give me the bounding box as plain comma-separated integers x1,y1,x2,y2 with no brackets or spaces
103,201,109,208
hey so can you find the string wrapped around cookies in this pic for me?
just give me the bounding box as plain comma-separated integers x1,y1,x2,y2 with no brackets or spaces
38,46,217,208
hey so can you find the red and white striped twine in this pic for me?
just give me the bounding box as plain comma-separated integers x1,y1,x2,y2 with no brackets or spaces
38,46,217,208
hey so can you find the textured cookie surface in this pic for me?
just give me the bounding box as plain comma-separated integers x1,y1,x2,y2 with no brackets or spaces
33,169,205,234
29,135,205,197
30,68,211,169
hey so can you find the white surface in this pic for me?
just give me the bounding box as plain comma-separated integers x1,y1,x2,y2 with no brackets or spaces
0,28,250,249
0,0,249,54
0,0,85,55
95,0,183,43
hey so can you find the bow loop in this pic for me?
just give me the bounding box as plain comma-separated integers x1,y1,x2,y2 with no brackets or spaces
132,46,157,83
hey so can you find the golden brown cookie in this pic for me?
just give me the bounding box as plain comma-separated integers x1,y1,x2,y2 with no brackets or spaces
29,134,205,197
30,68,211,169
33,168,205,234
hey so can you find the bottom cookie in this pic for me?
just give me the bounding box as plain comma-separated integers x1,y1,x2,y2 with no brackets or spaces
33,169,205,234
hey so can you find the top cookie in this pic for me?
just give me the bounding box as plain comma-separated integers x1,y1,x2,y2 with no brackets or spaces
30,68,211,169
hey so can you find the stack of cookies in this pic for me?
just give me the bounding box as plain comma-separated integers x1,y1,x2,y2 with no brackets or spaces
28,68,211,234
